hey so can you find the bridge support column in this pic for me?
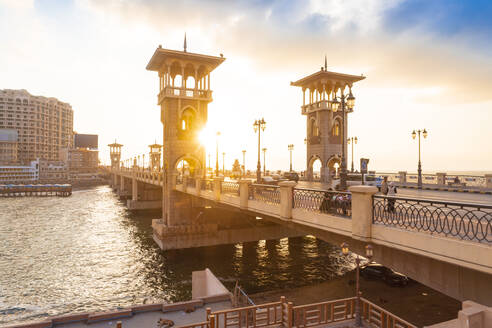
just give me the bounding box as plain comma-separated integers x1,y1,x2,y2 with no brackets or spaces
213,177,222,201
183,176,188,193
398,171,407,184
486,174,492,189
437,172,447,185
195,177,201,197
132,177,138,201
239,180,251,209
349,185,378,241
279,181,296,219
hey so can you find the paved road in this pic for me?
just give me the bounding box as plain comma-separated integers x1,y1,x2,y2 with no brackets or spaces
296,181,492,205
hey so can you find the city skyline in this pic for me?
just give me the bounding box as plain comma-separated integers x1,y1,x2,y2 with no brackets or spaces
1,0,491,172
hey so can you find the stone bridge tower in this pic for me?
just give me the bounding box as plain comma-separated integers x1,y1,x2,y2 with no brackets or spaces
108,141,123,169
146,43,225,227
108,141,123,189
148,143,162,171
291,61,364,184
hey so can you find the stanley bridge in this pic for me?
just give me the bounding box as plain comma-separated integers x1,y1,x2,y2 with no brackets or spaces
105,44,492,306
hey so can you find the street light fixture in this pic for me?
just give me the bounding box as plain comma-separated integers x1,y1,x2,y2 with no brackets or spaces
288,144,294,172
253,118,266,183
412,129,428,189
341,242,373,327
262,148,267,175
215,132,221,177
222,152,225,175
331,87,356,190
347,137,358,172
242,150,246,178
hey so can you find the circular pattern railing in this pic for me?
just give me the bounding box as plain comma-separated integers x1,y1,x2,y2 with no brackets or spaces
373,195,492,243
248,184,280,204
221,181,240,196
293,188,351,217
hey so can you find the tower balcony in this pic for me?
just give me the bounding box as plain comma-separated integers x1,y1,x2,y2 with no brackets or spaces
158,86,213,104
301,100,354,115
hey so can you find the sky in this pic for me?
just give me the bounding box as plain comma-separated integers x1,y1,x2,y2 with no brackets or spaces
0,0,491,172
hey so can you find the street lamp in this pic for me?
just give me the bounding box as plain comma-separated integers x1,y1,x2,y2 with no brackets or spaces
208,153,211,178
242,150,246,178
215,131,221,177
412,129,428,189
347,137,358,173
253,118,266,183
262,148,267,175
222,152,226,175
331,88,356,190
288,144,294,172
341,243,373,327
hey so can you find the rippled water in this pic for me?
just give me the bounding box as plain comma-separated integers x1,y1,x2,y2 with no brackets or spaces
0,186,353,325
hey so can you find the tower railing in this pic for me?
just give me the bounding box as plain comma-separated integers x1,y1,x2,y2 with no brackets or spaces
158,86,213,102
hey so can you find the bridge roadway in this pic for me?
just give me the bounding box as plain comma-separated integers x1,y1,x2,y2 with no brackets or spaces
108,168,492,306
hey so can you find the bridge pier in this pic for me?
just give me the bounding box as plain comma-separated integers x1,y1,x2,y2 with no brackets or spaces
152,205,303,251
117,175,132,199
126,176,163,211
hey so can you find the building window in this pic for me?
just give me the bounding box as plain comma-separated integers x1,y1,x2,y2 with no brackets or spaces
332,121,340,136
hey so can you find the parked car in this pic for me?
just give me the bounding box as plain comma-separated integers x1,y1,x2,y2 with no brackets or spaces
360,263,409,286
283,172,299,182
260,176,277,185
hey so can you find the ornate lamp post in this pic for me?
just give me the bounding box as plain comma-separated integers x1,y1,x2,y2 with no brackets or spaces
341,243,373,327
253,118,266,183
412,129,428,189
222,152,226,175
288,144,294,172
215,131,221,177
262,148,267,175
331,89,356,190
347,137,358,172
242,150,246,178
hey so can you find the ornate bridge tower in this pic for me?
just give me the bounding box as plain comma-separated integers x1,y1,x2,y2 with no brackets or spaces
291,61,364,183
146,43,225,227
108,141,123,189
108,141,123,169
148,143,162,171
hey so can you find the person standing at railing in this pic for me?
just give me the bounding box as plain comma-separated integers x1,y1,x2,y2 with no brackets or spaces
387,182,397,213
381,176,389,195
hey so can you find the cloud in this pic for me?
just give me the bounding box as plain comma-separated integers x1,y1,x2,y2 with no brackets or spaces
80,0,492,104
0,0,33,9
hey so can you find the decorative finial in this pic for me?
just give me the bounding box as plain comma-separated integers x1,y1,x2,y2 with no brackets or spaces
184,33,187,52
324,55,327,71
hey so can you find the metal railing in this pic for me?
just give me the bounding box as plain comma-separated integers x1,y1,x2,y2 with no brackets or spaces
222,181,240,196
373,195,492,243
201,179,213,192
176,175,183,185
293,188,352,217
375,172,488,188
248,184,280,205
233,282,255,308
187,177,196,188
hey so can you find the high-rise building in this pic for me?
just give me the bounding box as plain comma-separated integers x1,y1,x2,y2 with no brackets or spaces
0,89,73,164
0,128,18,165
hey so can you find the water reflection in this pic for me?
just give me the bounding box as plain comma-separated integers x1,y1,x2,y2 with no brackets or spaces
0,186,353,325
